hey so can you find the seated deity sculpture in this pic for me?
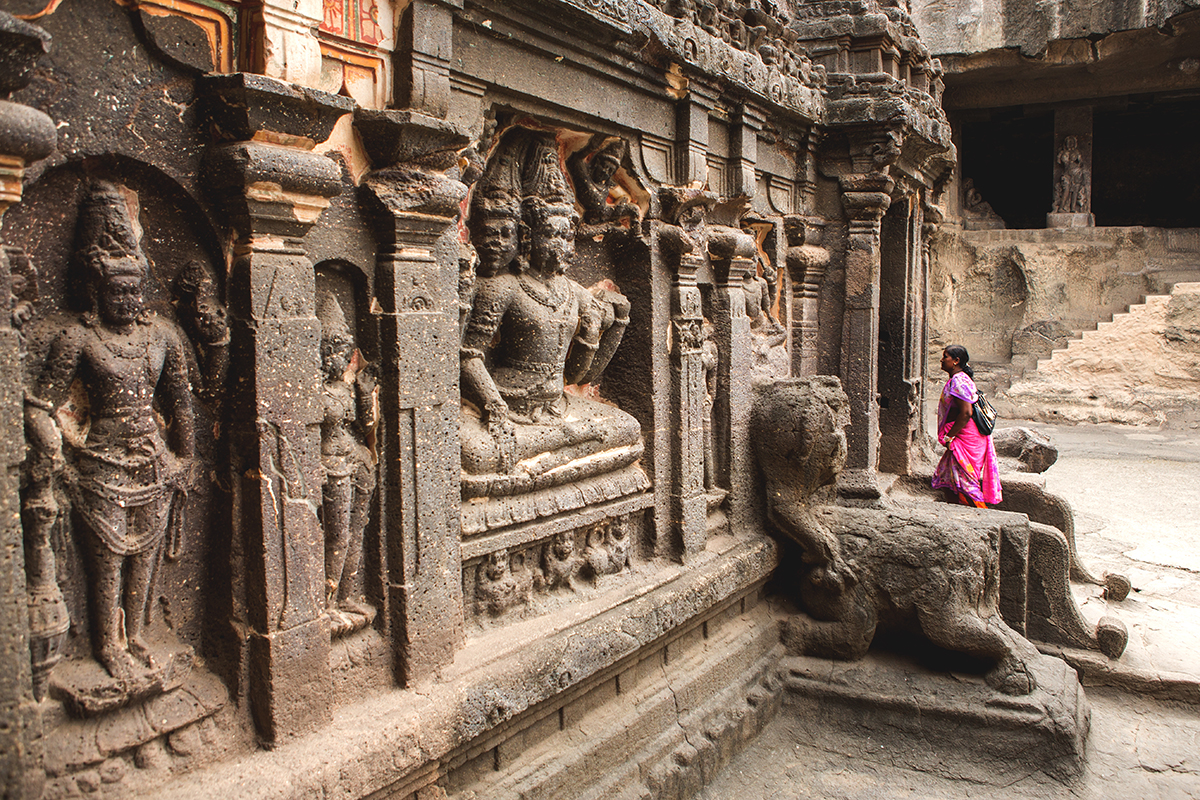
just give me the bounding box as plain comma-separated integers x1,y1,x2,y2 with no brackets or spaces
459,131,642,499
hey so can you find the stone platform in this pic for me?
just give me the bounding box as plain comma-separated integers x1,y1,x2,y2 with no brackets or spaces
780,649,1090,785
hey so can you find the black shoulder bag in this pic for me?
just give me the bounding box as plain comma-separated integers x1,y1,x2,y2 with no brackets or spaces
972,392,997,436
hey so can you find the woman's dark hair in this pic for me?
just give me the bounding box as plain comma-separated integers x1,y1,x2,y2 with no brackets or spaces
944,344,974,378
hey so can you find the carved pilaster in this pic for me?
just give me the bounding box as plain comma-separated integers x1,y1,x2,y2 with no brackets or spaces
838,174,893,488
670,253,707,555
708,226,757,531
785,215,829,377
395,0,457,118
201,73,350,745
357,109,468,685
796,127,824,214
0,13,55,799
732,106,763,200
675,89,711,188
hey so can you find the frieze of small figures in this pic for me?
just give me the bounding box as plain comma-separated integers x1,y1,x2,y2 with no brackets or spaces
467,513,642,623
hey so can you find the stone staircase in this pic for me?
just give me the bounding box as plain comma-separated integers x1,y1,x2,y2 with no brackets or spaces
1033,294,1172,374
999,283,1200,427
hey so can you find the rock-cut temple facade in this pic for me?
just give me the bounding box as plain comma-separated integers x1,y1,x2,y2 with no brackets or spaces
0,0,1128,798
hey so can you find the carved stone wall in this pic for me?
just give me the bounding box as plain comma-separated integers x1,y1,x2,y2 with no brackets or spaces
0,0,954,797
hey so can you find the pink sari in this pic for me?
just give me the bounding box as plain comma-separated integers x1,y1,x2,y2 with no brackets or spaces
932,372,1002,505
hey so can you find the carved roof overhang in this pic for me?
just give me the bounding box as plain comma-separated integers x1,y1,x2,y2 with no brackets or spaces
789,1,930,62
501,0,828,125
823,82,955,189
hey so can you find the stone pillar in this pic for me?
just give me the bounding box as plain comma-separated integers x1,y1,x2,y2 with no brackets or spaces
785,215,829,377
1047,106,1094,228
356,109,468,686
877,191,917,475
838,174,893,490
0,14,55,799
670,253,707,555
201,74,351,745
709,228,756,530
916,200,941,446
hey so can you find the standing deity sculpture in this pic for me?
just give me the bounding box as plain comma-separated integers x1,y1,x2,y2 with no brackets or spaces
318,291,378,637
1053,135,1090,214
26,181,195,682
12,247,70,701
459,131,641,498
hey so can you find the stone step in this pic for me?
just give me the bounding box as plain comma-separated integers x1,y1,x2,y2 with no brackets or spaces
447,588,785,800
1032,294,1172,373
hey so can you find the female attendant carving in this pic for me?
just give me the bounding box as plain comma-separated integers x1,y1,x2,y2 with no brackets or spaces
318,292,378,636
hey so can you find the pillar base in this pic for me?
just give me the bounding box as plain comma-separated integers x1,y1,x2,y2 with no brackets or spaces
1046,212,1094,228
248,617,332,746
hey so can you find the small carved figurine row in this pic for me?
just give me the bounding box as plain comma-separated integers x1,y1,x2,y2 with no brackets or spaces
651,0,826,86
471,514,639,621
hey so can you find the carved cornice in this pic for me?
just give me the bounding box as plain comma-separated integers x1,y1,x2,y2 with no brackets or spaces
355,109,470,246
199,73,354,148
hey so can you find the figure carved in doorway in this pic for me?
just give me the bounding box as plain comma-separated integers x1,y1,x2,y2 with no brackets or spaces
318,291,378,637
566,134,638,227
27,181,195,682
1053,135,1090,214
459,131,642,498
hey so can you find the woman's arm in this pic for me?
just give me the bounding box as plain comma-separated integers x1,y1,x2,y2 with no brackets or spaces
943,396,973,444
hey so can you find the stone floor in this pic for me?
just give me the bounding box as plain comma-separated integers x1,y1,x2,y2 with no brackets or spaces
697,421,1200,799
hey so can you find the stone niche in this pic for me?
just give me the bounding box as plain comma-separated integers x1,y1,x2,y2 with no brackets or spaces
457,122,655,627
7,166,232,787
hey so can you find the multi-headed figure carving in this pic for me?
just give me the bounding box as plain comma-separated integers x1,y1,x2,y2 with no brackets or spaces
467,131,523,279
27,181,195,681
459,131,641,497
318,291,378,637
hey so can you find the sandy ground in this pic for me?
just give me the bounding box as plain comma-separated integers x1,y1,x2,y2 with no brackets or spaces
697,421,1200,800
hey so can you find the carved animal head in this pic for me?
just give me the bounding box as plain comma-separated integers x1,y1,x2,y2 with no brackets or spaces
751,376,849,503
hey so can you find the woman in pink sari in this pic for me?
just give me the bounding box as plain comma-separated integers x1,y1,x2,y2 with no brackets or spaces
932,345,1002,508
